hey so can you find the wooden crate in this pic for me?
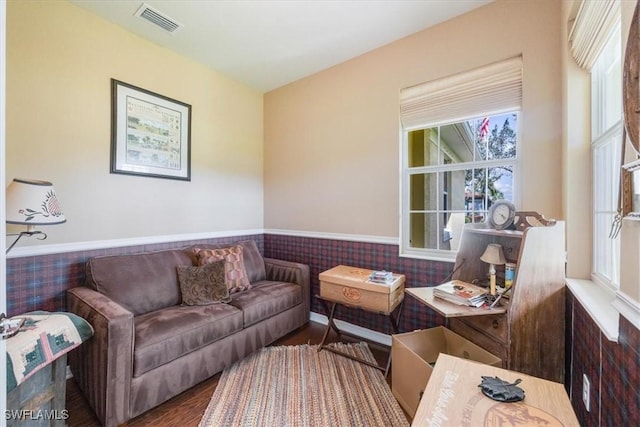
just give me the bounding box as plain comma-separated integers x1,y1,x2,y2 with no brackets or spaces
319,265,405,314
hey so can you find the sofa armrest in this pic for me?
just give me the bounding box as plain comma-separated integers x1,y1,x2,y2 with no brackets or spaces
264,258,311,316
66,286,134,427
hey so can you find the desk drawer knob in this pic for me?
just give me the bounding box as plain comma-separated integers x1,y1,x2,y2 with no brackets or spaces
492,320,500,329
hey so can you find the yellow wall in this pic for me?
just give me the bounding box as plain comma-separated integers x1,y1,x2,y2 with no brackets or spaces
6,0,264,245
264,0,563,237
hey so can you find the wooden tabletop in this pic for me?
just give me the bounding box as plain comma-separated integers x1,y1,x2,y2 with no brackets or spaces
406,287,507,318
412,353,580,427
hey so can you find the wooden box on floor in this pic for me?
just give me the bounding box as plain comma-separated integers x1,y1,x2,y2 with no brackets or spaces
319,265,405,314
391,327,501,418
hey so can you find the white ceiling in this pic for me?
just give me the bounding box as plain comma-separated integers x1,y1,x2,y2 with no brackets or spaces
70,0,493,92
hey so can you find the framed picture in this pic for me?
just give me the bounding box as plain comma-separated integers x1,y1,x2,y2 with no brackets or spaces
111,79,191,181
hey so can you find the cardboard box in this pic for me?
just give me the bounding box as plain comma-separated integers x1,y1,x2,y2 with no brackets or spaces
319,265,405,314
391,326,502,418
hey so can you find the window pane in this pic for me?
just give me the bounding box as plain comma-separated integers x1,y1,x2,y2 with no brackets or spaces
594,211,619,283
465,166,514,220
408,128,443,167
409,212,458,251
409,173,433,210
475,115,518,160
591,23,621,138
592,125,622,288
410,170,468,214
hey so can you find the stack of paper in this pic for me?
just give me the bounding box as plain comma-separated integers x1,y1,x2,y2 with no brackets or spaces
432,280,488,307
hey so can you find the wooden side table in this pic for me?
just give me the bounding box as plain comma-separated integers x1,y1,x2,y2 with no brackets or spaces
412,353,579,426
6,354,68,427
317,265,405,377
4,312,93,426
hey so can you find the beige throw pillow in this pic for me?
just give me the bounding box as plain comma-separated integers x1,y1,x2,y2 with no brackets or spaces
193,245,252,294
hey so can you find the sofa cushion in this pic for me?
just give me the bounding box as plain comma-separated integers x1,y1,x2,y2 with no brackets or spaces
189,240,266,283
176,260,231,306
133,303,243,376
85,249,193,316
227,280,302,327
194,245,252,294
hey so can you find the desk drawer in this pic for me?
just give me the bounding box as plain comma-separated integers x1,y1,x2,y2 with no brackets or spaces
458,314,508,343
449,318,507,365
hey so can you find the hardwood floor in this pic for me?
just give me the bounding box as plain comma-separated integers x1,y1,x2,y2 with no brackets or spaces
65,321,401,426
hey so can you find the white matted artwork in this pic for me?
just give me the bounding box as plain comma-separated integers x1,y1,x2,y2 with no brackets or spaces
111,79,191,181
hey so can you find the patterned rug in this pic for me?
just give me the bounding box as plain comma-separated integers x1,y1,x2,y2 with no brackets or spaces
199,342,409,427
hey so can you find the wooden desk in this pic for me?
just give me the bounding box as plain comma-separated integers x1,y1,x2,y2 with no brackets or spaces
412,354,579,427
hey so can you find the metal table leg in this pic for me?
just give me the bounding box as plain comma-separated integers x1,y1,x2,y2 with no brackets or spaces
316,295,404,378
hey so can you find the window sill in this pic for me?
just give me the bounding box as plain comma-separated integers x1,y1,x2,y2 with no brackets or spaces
566,278,619,342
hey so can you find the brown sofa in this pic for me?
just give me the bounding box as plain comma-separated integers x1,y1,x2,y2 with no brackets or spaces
66,240,309,427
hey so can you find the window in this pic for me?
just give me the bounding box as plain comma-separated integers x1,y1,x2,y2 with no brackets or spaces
591,21,622,290
399,57,522,260
401,114,518,260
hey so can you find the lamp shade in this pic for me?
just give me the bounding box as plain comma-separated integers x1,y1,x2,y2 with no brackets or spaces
480,243,506,265
6,178,66,226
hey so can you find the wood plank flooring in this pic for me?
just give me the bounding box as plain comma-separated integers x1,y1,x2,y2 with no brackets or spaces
65,321,404,426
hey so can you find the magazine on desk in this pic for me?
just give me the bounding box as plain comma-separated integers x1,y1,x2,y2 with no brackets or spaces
432,280,489,307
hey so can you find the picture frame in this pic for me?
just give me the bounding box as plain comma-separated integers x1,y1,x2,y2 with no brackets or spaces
111,79,191,181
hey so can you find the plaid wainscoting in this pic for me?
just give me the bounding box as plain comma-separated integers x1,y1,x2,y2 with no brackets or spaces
568,292,640,427
5,234,264,317
263,233,451,333
7,231,639,427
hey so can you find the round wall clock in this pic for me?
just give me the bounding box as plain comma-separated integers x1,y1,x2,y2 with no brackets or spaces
487,200,516,230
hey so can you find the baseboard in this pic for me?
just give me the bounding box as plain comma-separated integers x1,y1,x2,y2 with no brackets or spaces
310,312,392,346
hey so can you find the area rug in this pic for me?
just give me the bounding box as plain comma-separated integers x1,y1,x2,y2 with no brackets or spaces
199,342,409,427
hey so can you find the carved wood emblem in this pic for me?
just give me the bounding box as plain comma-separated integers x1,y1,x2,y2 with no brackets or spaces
342,287,361,302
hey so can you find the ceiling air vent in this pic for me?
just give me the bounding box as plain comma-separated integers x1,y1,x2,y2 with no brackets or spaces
134,3,183,33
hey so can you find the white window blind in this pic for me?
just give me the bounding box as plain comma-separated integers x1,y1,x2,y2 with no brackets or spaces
399,56,522,131
569,0,620,70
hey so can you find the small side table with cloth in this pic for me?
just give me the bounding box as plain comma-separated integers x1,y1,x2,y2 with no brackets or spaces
5,311,94,427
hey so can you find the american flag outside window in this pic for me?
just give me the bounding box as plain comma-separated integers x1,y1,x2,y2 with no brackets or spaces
479,117,490,140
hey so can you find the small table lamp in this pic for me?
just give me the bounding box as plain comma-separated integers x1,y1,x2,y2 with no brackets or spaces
5,178,66,253
480,243,505,295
